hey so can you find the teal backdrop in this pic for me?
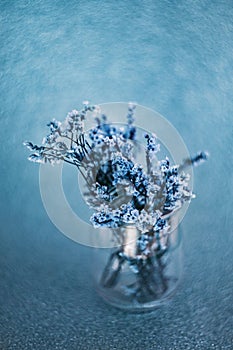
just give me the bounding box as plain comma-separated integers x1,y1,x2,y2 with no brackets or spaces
0,1,232,349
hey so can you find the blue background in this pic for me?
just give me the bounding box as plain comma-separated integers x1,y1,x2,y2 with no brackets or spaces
0,0,232,349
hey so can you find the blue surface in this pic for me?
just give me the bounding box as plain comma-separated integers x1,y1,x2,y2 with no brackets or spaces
0,0,232,349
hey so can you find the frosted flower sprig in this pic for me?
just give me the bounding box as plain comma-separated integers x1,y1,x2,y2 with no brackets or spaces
24,104,96,167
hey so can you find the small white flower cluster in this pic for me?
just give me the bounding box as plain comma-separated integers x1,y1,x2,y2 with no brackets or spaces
24,102,96,165
136,209,161,233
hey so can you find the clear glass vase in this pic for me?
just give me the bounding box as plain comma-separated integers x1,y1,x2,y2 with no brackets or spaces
91,212,182,312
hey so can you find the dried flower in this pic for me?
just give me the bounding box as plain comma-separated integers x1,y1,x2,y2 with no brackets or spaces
24,102,207,259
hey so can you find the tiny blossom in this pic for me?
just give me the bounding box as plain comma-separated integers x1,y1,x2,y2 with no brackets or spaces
42,133,58,146
159,157,170,172
67,109,79,119
47,119,61,133
103,135,116,147
122,206,139,224
145,133,159,152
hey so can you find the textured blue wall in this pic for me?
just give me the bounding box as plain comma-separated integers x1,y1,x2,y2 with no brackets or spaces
0,0,232,348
